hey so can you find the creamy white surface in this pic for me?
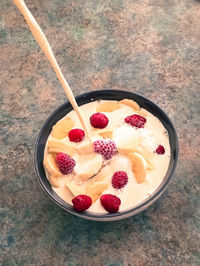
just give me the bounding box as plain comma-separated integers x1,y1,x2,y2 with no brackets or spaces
44,100,170,213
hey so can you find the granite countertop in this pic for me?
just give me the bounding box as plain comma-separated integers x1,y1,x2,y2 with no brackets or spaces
1,0,200,265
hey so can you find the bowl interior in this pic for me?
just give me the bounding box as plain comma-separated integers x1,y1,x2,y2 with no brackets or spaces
35,90,178,221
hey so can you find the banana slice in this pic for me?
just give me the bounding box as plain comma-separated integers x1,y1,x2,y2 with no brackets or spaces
96,101,121,112
86,182,108,203
76,140,93,154
43,153,61,177
65,182,85,196
74,154,103,180
114,126,142,153
48,175,60,188
126,152,146,183
52,117,74,140
119,99,140,111
48,139,76,156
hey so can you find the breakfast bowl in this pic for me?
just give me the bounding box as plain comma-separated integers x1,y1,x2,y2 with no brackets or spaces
34,90,179,221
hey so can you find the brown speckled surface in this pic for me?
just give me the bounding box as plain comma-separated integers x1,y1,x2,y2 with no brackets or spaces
0,0,200,265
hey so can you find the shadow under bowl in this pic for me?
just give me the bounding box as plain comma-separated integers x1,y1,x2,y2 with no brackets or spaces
34,90,179,221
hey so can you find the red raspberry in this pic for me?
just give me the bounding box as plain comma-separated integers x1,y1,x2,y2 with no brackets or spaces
100,194,121,213
93,139,117,160
90,113,109,128
112,171,128,189
155,145,165,155
125,114,146,128
68,128,85,142
72,195,92,212
56,153,76,174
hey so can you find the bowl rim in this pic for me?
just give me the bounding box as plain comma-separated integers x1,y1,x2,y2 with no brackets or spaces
34,89,179,221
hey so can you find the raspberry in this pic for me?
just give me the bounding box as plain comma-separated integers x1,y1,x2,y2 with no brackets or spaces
112,171,128,189
100,194,121,213
72,195,92,212
90,113,109,128
155,145,165,155
93,139,117,160
68,128,85,142
56,153,76,174
125,114,146,128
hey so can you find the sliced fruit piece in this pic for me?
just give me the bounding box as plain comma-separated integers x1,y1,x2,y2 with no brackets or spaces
76,140,93,154
74,154,103,180
139,108,148,117
48,175,60,188
135,147,155,171
146,159,154,171
114,126,142,154
52,117,74,140
48,139,76,156
96,101,121,112
126,152,146,183
91,165,111,183
96,128,113,139
66,182,86,196
43,153,61,176
119,99,140,111
99,131,112,139
86,182,109,203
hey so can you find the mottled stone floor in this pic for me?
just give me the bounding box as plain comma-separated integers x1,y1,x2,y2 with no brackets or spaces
0,0,200,265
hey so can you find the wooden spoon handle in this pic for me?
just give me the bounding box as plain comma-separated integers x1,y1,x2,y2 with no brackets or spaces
13,0,92,144
13,0,74,99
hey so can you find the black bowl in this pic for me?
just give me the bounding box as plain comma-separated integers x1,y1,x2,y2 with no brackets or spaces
34,90,179,221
